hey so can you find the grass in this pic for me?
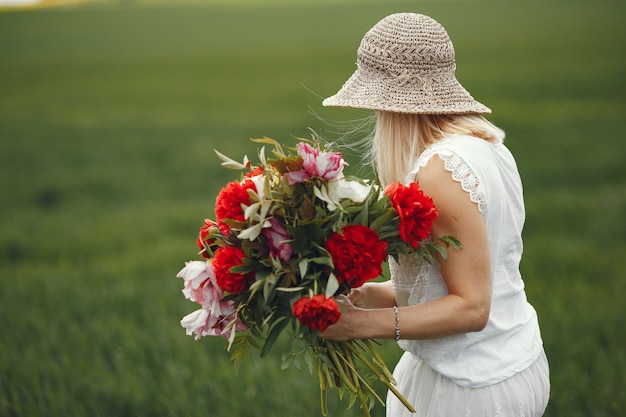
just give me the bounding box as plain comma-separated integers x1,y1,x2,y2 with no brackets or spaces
0,0,624,416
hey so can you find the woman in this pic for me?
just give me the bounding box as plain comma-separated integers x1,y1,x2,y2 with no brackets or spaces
319,13,550,416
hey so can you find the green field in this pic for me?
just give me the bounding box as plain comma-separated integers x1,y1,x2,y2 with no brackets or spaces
1,0,624,416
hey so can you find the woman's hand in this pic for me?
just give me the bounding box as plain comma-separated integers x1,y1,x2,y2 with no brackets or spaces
319,295,361,341
319,282,398,342
347,281,397,309
319,294,399,341
347,287,367,307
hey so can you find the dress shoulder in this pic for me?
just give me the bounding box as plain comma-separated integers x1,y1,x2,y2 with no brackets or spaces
406,135,489,213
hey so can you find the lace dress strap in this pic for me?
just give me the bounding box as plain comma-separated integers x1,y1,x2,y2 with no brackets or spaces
407,140,488,213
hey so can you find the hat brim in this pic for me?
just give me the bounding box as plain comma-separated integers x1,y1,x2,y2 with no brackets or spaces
323,68,491,114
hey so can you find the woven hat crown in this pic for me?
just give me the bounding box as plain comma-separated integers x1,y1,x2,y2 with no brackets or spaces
323,13,491,114
358,13,455,79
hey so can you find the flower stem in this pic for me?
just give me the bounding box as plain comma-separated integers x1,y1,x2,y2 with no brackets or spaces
320,385,328,416
327,344,358,393
340,343,373,417
318,361,328,416
364,339,396,384
345,342,416,413
341,344,385,406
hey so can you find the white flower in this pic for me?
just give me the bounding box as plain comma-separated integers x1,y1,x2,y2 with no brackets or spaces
177,260,221,304
180,308,212,340
247,174,266,200
329,178,372,203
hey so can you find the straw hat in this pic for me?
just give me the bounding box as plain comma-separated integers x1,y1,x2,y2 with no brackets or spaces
322,13,491,114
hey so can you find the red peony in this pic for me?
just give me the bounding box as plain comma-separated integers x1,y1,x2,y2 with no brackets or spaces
292,294,341,331
197,218,219,259
325,225,388,288
384,182,438,249
212,246,254,294
245,166,264,178
215,179,257,234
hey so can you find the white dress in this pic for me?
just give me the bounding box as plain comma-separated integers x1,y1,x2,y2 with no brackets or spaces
386,135,550,417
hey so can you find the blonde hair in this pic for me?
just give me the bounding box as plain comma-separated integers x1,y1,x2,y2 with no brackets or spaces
371,112,505,184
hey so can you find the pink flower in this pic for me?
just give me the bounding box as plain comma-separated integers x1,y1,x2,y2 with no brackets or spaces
180,303,247,341
288,142,347,184
262,218,293,262
177,261,223,309
285,170,311,185
178,261,248,340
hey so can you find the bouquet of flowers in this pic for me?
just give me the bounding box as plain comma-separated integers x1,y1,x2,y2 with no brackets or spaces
177,136,459,416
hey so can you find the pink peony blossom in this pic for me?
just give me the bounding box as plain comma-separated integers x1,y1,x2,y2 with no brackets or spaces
180,303,247,341
262,218,293,262
285,170,311,185
177,261,223,309
180,308,214,340
292,142,346,183
178,261,248,340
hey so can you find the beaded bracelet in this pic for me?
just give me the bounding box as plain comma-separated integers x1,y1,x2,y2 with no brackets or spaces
393,305,400,342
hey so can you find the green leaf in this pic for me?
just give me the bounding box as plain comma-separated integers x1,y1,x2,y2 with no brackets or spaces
270,253,283,271
237,222,266,241
230,264,257,274
313,185,335,211
311,256,334,268
441,235,462,250
260,317,290,357
258,145,267,165
371,194,390,211
259,199,272,222
431,242,449,262
302,349,313,374
281,354,293,370
298,258,309,278
354,200,368,226
368,209,396,232
246,335,261,350
214,149,249,170
263,273,278,301
248,277,265,296
275,286,306,292
251,136,284,155
289,221,327,254
243,202,261,220
325,273,340,298
229,339,249,361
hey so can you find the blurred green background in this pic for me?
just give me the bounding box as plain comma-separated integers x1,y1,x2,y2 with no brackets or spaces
0,0,624,416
